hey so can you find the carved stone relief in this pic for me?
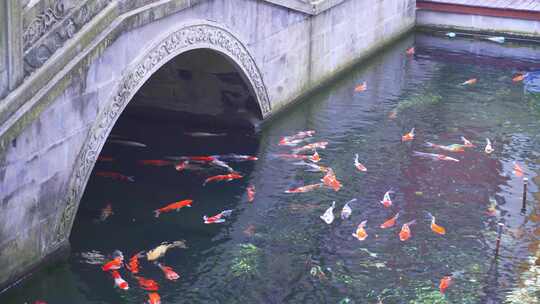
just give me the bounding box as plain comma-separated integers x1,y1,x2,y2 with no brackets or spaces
23,0,111,76
51,23,271,249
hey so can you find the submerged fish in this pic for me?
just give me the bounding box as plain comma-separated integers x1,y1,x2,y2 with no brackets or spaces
320,201,336,224
341,198,356,219
276,151,321,162
426,212,446,235
461,78,477,85
138,160,172,166
439,275,453,294
425,142,465,153
247,185,256,202
285,183,323,193
210,159,235,172
126,252,144,274
486,36,505,44
321,169,342,191
184,131,227,137
399,220,416,241
154,199,193,218
513,162,524,177
354,154,367,172
156,262,180,281
354,81,367,92
100,203,113,221
135,276,159,291
446,32,456,38
485,138,494,154
146,241,187,261
380,212,399,229
413,151,459,162
147,292,161,304
402,128,415,142
512,73,528,83
95,171,134,182
460,136,475,148
108,139,147,148
292,142,328,154
486,197,499,217
203,173,243,186
352,220,368,241
406,47,415,56
203,209,233,224
279,130,316,146
214,154,258,161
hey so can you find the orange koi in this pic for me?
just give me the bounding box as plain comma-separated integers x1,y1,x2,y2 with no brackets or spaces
276,151,320,163
354,81,367,92
285,183,323,193
154,199,193,217
126,252,144,274
247,185,256,202
426,212,446,235
512,73,526,82
138,160,172,166
156,263,180,281
147,292,161,304
399,220,416,241
461,78,477,85
135,276,159,291
111,270,129,290
203,173,243,186
203,210,233,224
402,128,415,142
352,220,368,241
321,169,342,191
439,275,453,294
486,197,499,217
380,212,399,229
102,257,123,272
513,162,524,177
406,47,415,55
95,171,134,182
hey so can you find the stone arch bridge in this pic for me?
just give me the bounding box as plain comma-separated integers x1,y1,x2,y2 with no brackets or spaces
0,0,415,289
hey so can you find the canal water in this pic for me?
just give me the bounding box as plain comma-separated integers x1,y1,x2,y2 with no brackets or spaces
2,31,540,304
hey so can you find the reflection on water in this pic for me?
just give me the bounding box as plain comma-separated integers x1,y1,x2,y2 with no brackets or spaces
1,32,540,304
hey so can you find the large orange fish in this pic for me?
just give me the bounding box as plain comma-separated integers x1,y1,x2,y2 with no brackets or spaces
247,185,256,202
102,257,123,272
426,212,446,235
461,78,477,85
138,160,172,166
321,169,342,191
126,252,144,274
354,81,367,92
203,173,243,186
380,212,399,229
135,276,159,291
439,275,453,294
154,199,193,217
147,292,161,304
156,263,180,281
285,183,323,193
399,220,416,241
402,128,415,142
352,220,368,241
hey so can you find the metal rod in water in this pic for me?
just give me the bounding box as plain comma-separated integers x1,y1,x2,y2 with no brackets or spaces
521,177,528,213
495,223,504,258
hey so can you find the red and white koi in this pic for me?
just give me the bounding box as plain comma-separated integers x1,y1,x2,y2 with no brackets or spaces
147,292,161,304
203,209,233,224
341,198,356,219
425,142,465,153
354,154,367,172
247,185,256,202
485,138,494,154
461,78,477,85
279,130,316,146
461,136,475,148
380,190,393,208
156,262,180,281
399,220,416,241
111,270,129,290
275,151,320,163
285,183,323,193
214,154,258,162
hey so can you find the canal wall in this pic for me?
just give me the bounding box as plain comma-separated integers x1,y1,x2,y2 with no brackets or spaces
0,0,415,291
416,0,540,37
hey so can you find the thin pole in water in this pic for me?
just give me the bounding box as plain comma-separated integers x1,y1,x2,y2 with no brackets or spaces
521,177,528,214
495,223,504,258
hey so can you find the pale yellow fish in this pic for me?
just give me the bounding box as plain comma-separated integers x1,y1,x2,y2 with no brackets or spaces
146,240,187,261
